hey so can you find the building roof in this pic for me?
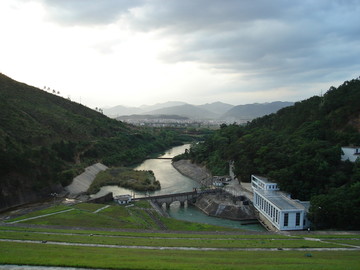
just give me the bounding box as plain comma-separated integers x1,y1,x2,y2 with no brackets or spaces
256,189,308,211
252,175,276,184
114,194,132,200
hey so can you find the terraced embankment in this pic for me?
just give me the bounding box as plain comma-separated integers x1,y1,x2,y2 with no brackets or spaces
0,225,359,269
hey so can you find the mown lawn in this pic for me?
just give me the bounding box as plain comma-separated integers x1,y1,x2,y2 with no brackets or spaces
325,239,360,246
2,202,359,269
0,225,289,239
0,242,359,270
4,204,72,223
0,230,345,249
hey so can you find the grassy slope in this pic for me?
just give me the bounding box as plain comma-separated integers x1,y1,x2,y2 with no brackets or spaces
4,202,234,231
0,242,358,270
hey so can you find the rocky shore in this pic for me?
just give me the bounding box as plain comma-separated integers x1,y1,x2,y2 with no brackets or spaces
172,160,257,221
172,160,212,186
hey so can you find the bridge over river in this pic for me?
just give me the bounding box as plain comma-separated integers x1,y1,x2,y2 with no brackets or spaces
133,189,221,208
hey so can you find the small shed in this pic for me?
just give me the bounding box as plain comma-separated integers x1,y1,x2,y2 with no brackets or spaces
114,194,132,205
213,181,224,187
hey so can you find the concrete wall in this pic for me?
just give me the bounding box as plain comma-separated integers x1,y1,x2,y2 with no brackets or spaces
65,163,108,195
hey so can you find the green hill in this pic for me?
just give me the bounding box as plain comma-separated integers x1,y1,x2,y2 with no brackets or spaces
181,77,360,229
0,73,182,211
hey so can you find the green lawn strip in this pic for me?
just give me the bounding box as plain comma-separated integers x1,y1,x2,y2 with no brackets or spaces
18,209,129,228
0,226,297,240
0,242,359,270
73,202,107,212
133,200,153,208
324,239,360,246
4,205,72,223
0,231,345,248
301,234,360,239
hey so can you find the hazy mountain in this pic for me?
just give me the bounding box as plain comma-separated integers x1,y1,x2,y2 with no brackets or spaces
118,114,189,120
103,105,143,117
146,104,218,119
139,101,187,112
221,101,294,121
197,102,234,115
106,101,294,121
104,101,187,117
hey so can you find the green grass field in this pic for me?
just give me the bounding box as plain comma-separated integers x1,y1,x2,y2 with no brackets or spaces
0,241,359,270
1,202,359,269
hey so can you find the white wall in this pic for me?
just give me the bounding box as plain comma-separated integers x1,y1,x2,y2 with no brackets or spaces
341,147,360,162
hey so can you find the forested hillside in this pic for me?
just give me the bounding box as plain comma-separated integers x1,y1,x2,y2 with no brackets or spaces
180,78,360,229
0,73,182,210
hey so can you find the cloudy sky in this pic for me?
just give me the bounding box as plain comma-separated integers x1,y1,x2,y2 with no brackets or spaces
1,0,359,108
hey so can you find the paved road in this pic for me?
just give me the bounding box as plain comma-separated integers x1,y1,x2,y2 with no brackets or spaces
0,265,100,270
0,238,358,251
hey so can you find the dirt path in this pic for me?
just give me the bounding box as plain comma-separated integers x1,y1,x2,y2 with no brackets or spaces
7,209,75,224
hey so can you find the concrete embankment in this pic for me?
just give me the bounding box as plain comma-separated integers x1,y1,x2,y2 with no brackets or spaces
172,160,257,221
65,163,108,195
195,193,257,221
172,160,212,186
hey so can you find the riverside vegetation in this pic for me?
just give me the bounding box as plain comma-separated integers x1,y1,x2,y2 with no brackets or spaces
175,77,360,230
88,167,160,193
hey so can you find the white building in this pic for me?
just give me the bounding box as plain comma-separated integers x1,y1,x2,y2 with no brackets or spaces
114,194,132,205
341,146,360,162
251,175,310,231
251,175,279,191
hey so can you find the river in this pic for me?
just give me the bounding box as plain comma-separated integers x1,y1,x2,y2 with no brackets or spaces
93,144,264,231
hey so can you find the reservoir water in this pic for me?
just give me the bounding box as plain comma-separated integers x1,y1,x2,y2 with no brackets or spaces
93,144,264,231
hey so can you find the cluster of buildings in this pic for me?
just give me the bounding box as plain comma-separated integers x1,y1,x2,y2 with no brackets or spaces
119,117,230,128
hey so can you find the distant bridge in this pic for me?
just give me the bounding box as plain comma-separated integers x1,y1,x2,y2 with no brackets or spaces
133,189,221,208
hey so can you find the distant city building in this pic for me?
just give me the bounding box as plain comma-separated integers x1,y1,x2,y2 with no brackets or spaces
341,146,360,162
251,175,310,231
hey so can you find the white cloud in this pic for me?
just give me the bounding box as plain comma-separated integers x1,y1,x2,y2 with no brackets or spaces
1,0,359,108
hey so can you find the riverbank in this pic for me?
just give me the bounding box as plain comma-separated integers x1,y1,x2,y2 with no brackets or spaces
172,160,212,186
172,160,258,222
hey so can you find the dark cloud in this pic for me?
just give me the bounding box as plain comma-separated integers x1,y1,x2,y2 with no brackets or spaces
36,0,360,86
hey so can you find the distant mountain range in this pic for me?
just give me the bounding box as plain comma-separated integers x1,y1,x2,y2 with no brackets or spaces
104,101,294,122
222,101,294,121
